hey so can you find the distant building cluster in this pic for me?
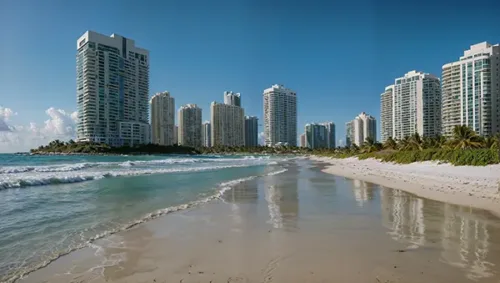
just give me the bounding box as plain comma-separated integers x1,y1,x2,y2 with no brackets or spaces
381,42,500,143
75,31,500,149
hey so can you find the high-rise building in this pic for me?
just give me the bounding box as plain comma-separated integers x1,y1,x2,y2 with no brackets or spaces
178,104,202,147
380,85,394,143
174,125,178,145
442,42,500,137
224,91,241,107
305,122,335,149
76,31,150,146
300,133,306,148
324,122,336,149
202,121,211,147
263,84,297,147
352,112,376,146
393,71,441,140
345,121,354,147
150,91,175,146
244,116,259,147
211,93,245,147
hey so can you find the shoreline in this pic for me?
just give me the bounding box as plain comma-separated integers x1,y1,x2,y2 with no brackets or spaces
310,156,500,216
17,158,500,283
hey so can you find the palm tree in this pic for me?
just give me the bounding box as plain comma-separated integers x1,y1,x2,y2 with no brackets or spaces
383,137,397,150
406,133,423,151
484,135,500,150
447,125,484,149
361,137,381,153
397,136,410,151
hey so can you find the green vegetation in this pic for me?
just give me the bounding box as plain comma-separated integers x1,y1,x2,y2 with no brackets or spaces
30,140,199,155
317,125,500,166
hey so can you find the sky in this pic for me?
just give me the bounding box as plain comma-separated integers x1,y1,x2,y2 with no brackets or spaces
1,0,500,152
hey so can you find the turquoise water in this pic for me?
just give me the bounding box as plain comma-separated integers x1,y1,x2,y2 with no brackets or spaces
0,153,287,282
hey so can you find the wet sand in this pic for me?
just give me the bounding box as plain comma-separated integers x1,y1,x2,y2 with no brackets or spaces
18,160,500,283
312,156,500,216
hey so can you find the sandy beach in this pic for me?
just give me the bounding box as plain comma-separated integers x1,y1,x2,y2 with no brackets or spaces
16,159,500,283
311,156,500,215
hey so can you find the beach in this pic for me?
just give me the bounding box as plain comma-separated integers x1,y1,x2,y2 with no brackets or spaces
311,156,500,216
15,158,500,283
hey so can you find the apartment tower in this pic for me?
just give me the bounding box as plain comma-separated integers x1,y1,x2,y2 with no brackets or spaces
441,42,500,137
345,121,354,147
224,91,241,107
380,85,394,143
76,31,150,146
150,91,175,146
178,104,202,147
263,84,297,147
202,121,211,147
393,71,441,140
244,116,259,147
211,93,245,147
305,122,336,149
352,112,376,146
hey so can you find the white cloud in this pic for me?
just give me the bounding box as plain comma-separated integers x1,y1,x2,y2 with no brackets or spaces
0,106,17,131
0,106,78,153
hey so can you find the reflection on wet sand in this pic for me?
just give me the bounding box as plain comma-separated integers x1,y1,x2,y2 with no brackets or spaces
352,179,376,207
263,164,299,230
379,186,500,280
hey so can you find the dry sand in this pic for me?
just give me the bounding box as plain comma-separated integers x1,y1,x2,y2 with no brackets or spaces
311,156,500,215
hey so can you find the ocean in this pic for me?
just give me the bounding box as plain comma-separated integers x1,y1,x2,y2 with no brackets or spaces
0,153,288,282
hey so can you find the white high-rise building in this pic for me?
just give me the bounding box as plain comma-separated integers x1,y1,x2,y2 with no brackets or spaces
224,91,241,107
178,104,202,147
202,121,211,147
210,101,244,147
244,116,259,147
352,112,376,146
76,31,150,146
380,85,394,143
393,71,441,140
442,42,500,137
263,84,297,147
299,133,306,148
150,92,175,146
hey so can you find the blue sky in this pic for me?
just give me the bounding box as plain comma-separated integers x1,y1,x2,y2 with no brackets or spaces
1,0,500,149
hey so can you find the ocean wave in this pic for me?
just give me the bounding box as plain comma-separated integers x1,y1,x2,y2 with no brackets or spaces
1,169,285,283
0,163,270,190
0,163,96,174
0,156,272,175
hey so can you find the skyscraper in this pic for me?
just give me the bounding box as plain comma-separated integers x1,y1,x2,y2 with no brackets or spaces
324,122,336,149
174,125,178,145
305,122,335,149
380,85,394,143
224,91,241,107
244,116,259,147
300,133,306,148
178,104,202,147
263,84,297,147
345,121,353,147
202,121,211,147
76,31,150,146
150,91,175,146
352,112,376,146
441,42,500,137
211,93,245,147
393,71,441,140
